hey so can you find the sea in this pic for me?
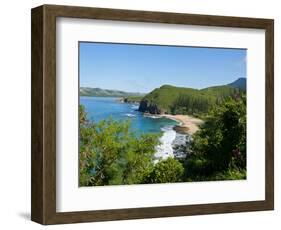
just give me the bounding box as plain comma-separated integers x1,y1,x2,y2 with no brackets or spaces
80,96,188,161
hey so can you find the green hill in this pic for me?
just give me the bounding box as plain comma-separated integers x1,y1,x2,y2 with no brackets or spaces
80,87,144,97
228,77,246,90
139,82,244,115
121,95,144,103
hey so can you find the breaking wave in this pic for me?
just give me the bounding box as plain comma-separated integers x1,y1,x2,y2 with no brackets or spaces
154,125,177,163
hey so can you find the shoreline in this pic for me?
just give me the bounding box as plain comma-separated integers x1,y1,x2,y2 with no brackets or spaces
153,114,201,162
159,114,204,135
143,112,204,162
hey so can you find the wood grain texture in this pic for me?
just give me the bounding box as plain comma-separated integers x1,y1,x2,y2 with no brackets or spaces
31,5,57,224
265,20,274,210
31,4,274,225
31,6,44,224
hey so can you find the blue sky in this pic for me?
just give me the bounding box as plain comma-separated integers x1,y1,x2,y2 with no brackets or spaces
79,42,246,93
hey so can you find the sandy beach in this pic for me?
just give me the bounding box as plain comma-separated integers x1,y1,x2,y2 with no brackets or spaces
160,114,204,135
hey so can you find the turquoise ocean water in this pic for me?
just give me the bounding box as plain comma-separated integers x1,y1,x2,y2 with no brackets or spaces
80,96,178,134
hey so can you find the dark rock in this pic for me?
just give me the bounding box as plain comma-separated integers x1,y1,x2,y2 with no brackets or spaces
172,133,193,160
138,100,163,114
173,125,189,134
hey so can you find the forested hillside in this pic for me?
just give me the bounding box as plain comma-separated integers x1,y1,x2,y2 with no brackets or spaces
138,79,245,115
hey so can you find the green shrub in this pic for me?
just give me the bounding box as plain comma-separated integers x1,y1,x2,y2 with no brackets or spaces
79,105,160,186
185,94,246,181
147,157,184,183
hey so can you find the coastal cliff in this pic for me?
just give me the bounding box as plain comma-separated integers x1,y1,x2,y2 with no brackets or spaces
138,100,164,114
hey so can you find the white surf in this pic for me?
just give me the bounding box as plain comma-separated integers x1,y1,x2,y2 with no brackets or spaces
154,125,177,163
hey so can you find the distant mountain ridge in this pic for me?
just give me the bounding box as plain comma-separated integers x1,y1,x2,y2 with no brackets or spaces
228,77,246,90
80,87,144,97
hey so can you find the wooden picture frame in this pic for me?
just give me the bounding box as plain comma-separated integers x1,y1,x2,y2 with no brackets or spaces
31,4,274,225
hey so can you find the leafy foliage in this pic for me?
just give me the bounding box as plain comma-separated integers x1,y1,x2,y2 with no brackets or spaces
79,105,160,186
79,91,247,186
185,94,246,181
171,93,215,114
147,157,184,183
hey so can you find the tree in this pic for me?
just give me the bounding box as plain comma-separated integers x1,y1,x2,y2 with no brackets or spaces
147,157,184,183
171,93,215,115
79,104,87,126
79,105,160,186
186,94,246,180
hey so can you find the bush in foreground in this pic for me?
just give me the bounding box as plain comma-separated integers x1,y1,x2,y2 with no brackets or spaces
79,105,160,186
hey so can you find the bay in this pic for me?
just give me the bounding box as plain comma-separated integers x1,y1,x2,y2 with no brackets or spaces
80,96,184,160
80,96,178,134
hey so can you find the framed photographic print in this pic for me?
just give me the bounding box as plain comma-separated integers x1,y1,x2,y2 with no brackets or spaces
31,4,274,225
